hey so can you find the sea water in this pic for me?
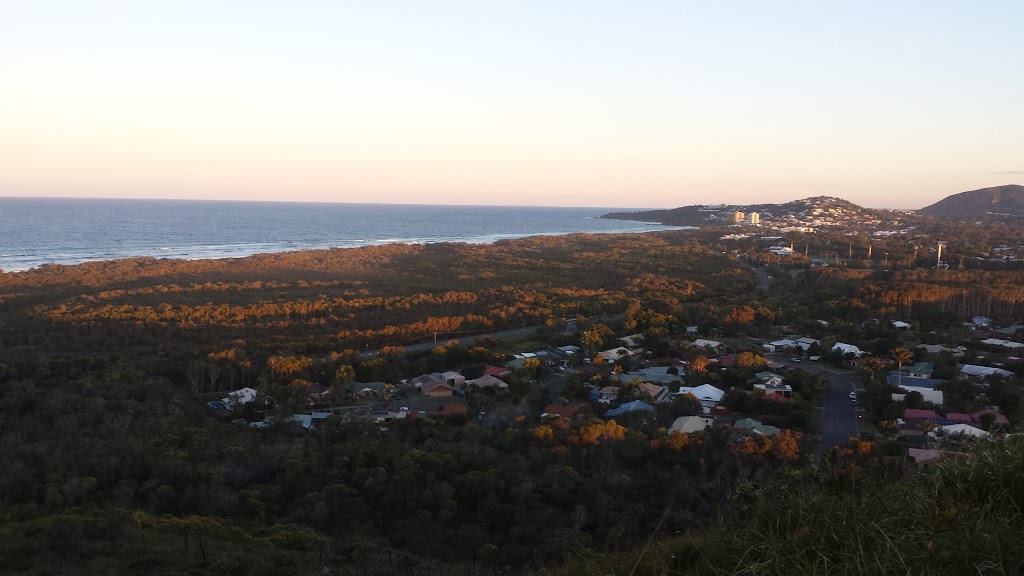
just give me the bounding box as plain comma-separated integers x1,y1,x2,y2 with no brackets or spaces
0,198,684,272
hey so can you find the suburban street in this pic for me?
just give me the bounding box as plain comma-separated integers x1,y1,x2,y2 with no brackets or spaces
818,367,860,454
772,356,860,457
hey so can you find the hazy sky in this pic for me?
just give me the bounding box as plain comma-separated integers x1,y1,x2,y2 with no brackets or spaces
1,1,1022,209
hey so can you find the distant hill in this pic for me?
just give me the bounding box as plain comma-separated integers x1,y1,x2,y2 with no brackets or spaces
601,196,882,227
919,185,1024,221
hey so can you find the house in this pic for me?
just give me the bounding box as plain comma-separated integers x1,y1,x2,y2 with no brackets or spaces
541,404,579,421
596,347,633,364
971,407,1010,426
483,365,511,380
693,339,727,354
931,423,988,439
832,342,865,357
890,380,944,406
440,371,466,389
556,345,582,355
598,386,621,402
348,381,388,397
753,371,785,386
604,400,655,417
733,418,781,436
945,412,973,424
222,387,258,410
668,416,714,435
900,362,934,379
764,339,797,353
686,326,699,335
617,334,645,351
902,408,943,423
466,374,508,390
979,338,1024,351
755,383,793,398
639,382,671,403
917,343,965,357
994,325,1024,337
614,367,683,386
960,364,1014,379
413,374,455,397
796,337,820,350
766,337,820,353
676,384,726,413
892,321,912,330
971,316,993,328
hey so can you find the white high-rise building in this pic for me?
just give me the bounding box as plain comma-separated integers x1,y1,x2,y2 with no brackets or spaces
749,212,760,225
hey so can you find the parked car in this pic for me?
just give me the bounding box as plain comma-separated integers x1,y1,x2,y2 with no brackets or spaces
791,357,802,363
848,391,857,400
850,399,857,406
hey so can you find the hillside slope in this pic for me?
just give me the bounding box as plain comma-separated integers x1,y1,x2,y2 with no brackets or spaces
919,184,1024,220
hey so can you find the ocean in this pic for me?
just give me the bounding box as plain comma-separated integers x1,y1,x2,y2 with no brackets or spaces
0,198,685,272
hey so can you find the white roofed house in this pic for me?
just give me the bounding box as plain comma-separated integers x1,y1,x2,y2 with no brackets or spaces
832,342,865,357
693,339,727,355
676,384,726,413
765,339,796,353
221,387,258,410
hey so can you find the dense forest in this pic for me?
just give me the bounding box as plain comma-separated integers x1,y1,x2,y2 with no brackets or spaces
0,231,790,575
3,228,1023,574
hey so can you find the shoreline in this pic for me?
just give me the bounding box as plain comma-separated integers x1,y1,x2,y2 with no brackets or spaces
1,224,696,274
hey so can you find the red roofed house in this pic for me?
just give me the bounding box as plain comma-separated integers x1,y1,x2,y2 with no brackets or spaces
483,365,512,380
541,404,579,421
946,413,973,425
904,408,941,421
972,408,1010,426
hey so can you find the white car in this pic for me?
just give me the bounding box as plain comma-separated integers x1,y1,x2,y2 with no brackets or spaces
848,392,857,400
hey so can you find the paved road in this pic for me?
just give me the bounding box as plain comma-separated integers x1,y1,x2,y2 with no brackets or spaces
357,314,624,360
771,355,859,457
818,368,859,455
749,266,773,290
359,325,543,359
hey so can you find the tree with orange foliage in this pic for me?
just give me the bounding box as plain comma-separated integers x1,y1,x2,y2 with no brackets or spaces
725,305,756,325
735,351,768,369
579,420,627,445
656,431,700,450
532,425,554,440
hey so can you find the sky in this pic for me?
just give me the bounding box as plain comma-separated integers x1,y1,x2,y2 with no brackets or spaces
1,1,1022,209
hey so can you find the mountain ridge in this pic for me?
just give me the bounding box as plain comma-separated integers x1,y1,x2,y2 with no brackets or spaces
918,184,1024,220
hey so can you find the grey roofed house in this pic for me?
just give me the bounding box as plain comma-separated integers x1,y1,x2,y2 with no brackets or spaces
668,416,714,435
466,374,508,390
734,417,781,436
995,325,1024,336
960,364,1014,379
348,381,388,396
412,374,445,389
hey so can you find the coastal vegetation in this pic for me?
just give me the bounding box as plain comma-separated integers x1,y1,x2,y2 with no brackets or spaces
2,225,1024,574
